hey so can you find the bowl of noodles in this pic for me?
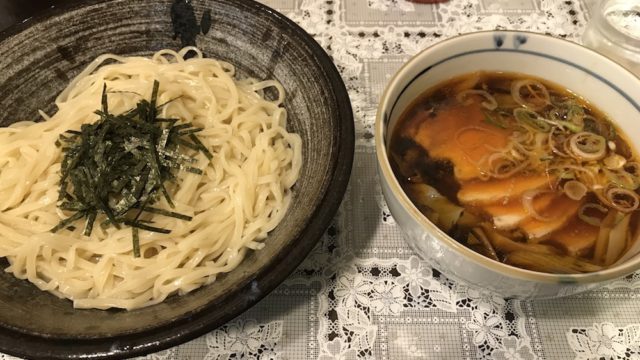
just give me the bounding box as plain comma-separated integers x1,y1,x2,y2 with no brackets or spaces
0,0,353,358
376,31,640,299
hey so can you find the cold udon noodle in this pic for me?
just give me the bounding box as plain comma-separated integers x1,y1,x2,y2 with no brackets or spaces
0,48,302,310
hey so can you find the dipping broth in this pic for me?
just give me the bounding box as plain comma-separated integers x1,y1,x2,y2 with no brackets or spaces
390,71,640,274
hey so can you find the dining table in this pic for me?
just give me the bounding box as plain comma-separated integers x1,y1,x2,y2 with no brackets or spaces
1,0,639,359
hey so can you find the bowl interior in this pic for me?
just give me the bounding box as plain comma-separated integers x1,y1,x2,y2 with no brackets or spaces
0,0,353,358
377,31,640,281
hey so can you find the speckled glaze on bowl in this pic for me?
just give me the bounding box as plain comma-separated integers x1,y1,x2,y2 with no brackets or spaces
375,31,640,300
0,0,353,358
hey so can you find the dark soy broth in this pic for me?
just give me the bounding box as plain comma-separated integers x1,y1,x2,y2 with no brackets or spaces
390,71,640,273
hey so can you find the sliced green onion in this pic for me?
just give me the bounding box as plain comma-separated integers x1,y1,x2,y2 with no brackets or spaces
603,154,627,170
511,79,550,110
563,180,588,200
579,203,608,226
513,108,551,132
624,162,640,181
604,186,640,212
568,131,606,161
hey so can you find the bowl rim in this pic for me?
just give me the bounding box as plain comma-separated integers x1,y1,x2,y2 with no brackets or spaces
375,29,640,285
0,0,354,359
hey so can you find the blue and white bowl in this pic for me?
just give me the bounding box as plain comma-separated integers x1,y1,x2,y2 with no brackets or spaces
375,30,640,299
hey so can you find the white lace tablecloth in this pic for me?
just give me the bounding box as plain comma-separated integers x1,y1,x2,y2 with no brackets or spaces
5,1,640,359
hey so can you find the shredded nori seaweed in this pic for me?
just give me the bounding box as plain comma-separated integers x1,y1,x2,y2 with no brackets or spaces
52,80,209,257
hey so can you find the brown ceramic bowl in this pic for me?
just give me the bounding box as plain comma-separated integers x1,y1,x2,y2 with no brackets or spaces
0,0,353,358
